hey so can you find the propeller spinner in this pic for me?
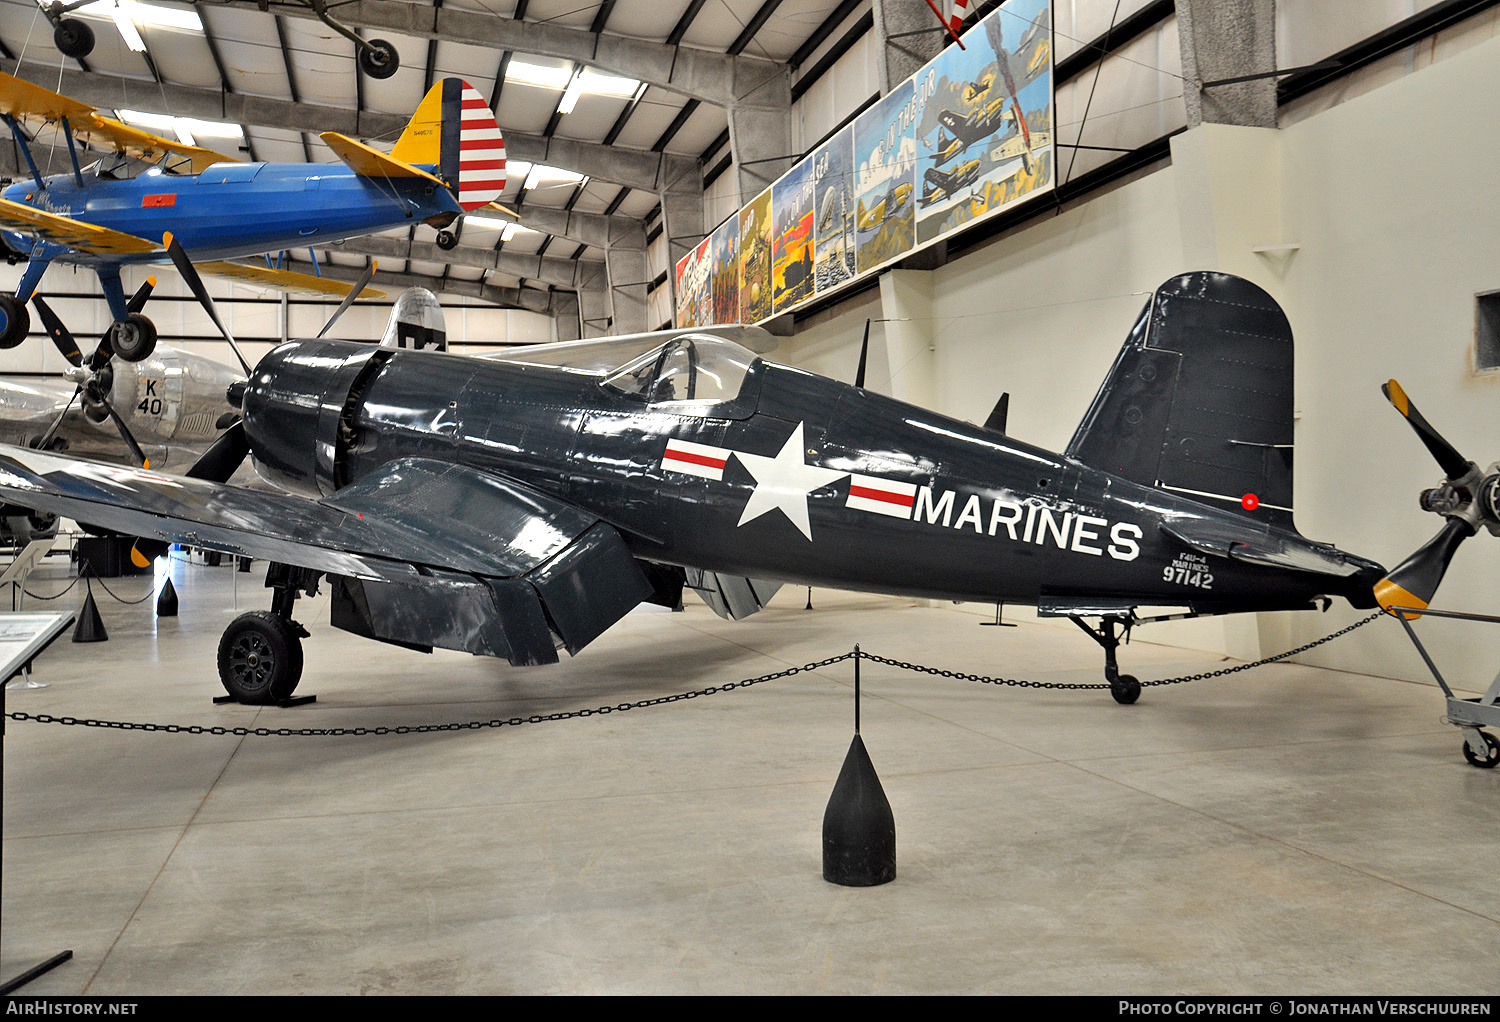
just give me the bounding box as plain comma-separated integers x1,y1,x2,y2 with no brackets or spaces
1375,379,1499,619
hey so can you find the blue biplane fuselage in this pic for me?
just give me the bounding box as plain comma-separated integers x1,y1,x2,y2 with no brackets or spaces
2,160,458,269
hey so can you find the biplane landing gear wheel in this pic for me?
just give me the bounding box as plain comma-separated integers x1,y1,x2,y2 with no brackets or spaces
0,294,30,349
358,38,400,79
218,611,303,704
107,313,157,362
436,229,458,251
1463,731,1500,769
53,18,96,59
1111,674,1142,705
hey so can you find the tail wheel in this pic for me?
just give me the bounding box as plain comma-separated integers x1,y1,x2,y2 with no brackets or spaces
436,230,458,251
218,611,304,704
108,313,157,362
359,38,399,79
53,18,96,59
1110,674,1141,705
0,294,30,349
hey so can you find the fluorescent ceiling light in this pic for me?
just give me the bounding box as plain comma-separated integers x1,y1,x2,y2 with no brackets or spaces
523,164,588,191
576,69,644,100
117,109,243,147
557,72,583,116
506,59,574,91
59,1,203,31
465,215,513,231
112,6,147,51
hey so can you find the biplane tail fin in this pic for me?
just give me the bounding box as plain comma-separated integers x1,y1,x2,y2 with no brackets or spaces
390,78,507,211
1065,272,1298,529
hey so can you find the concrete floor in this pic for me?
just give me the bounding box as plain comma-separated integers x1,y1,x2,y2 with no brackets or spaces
2,554,1498,995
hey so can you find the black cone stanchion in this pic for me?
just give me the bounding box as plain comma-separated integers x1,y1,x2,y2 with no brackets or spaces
156,576,178,617
822,646,896,887
71,582,107,643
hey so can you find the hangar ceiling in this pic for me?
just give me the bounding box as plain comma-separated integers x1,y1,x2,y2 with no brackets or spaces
0,0,868,332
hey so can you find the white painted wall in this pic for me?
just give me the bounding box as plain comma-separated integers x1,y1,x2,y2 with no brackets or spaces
777,32,1500,686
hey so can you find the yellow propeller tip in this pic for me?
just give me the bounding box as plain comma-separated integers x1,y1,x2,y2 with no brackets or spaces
162,231,175,247
130,547,152,569
1374,578,1425,620
1385,379,1409,416
146,275,157,287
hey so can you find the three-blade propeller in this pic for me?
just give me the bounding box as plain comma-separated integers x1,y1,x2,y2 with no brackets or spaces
29,278,157,468
1375,380,1482,619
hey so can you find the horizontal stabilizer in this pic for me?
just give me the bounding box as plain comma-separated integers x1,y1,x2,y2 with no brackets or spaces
196,260,386,299
685,568,782,620
0,197,157,255
320,131,446,186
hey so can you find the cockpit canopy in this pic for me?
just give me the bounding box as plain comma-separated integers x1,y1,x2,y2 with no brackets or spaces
601,334,758,409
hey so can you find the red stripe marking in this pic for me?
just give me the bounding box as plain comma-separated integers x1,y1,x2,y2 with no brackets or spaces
462,97,489,108
461,159,507,170
664,449,727,470
849,484,914,507
461,138,505,150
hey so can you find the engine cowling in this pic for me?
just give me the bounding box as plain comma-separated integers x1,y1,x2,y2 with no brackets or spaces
241,339,390,497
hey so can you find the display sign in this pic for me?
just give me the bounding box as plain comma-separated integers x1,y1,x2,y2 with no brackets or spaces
675,0,1054,328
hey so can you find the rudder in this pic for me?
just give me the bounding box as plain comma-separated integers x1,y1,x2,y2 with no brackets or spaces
391,78,506,212
1065,272,1296,527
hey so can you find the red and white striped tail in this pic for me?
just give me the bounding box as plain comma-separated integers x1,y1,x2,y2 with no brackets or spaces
456,80,506,212
949,0,970,35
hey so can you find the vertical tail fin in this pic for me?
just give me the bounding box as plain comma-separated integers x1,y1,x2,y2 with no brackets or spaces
391,78,507,212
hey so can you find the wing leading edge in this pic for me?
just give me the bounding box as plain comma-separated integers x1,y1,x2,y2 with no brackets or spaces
0,448,651,665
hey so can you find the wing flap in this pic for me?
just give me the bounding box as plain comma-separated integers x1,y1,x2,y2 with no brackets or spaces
0,197,158,255
320,131,446,186
196,260,386,299
684,568,782,620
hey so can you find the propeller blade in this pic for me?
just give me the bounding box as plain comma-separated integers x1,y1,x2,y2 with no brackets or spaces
164,232,252,375
34,385,82,452
1374,516,1475,619
126,276,156,314
316,259,377,339
854,319,871,389
186,420,249,483
129,421,249,568
97,393,149,468
30,295,83,366
983,392,1009,434
1382,379,1471,480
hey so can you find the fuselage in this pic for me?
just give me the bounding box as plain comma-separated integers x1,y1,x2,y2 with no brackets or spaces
242,339,1384,614
3,161,458,265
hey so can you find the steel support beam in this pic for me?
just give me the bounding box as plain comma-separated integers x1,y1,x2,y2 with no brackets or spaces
212,0,791,110
329,236,605,291
291,262,565,315
1174,0,1278,128
872,0,946,94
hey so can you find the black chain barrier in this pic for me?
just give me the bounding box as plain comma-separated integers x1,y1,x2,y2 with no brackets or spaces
4,613,1383,738
23,560,155,605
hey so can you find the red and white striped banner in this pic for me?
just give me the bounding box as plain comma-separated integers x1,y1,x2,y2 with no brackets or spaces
662,438,731,481
846,473,917,519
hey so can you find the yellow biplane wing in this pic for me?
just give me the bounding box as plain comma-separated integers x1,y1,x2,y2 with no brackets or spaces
196,261,386,300
0,72,238,174
0,196,158,255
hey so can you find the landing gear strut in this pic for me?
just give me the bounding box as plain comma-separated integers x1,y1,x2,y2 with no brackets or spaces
216,562,319,706
1072,615,1142,704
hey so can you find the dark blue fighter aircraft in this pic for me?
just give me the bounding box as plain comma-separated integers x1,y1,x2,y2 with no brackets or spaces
0,271,1493,708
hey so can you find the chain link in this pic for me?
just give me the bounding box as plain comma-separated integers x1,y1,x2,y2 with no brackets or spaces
4,613,1383,737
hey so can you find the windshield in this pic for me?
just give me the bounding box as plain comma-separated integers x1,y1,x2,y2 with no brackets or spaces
602,335,758,409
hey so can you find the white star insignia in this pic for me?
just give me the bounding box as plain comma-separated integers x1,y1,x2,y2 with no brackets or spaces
733,422,848,540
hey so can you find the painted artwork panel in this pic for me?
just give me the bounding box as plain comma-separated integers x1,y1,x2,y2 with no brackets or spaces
709,217,739,326
771,158,816,313
853,83,917,274
812,129,856,297
915,0,1054,244
674,234,712,328
739,187,773,324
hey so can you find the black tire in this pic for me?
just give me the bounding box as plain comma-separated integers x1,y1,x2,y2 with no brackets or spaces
1462,731,1499,769
1110,673,1141,705
358,38,400,79
435,229,458,251
53,18,95,59
0,294,30,349
218,611,303,704
108,313,157,362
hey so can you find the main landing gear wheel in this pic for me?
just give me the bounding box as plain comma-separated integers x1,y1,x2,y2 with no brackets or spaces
358,38,400,79
1111,674,1142,705
0,294,30,349
218,611,304,704
53,18,95,59
1463,731,1499,769
107,312,157,362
